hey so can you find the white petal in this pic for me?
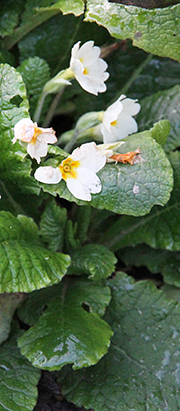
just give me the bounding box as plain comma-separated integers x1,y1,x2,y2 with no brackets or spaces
102,114,138,143
116,114,138,137
70,58,84,78
77,168,102,194
74,73,108,95
14,118,34,143
27,141,48,163
70,41,109,95
66,178,91,201
101,126,118,144
88,58,108,75
71,142,106,172
37,131,57,144
70,41,81,61
34,166,62,184
76,41,101,66
103,99,123,131
120,96,141,116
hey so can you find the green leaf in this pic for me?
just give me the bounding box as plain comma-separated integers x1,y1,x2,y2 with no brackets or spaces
37,0,84,16
138,85,180,152
37,131,173,216
0,293,25,345
0,64,41,214
150,120,171,146
39,199,67,252
68,244,117,281
100,151,180,252
128,54,180,101
58,272,180,411
18,56,50,118
120,244,180,287
0,0,24,38
18,277,112,370
0,211,70,293
161,284,180,301
86,0,180,62
0,323,41,411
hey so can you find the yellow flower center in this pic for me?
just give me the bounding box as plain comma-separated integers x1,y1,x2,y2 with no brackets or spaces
31,127,42,145
59,157,80,180
83,67,89,75
110,120,117,127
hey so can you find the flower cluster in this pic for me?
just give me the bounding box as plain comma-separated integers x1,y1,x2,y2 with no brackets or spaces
12,41,141,201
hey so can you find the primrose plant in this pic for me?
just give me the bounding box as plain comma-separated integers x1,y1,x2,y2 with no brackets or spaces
0,22,177,411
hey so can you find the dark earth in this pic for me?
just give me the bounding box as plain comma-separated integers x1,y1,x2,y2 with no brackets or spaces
33,371,89,411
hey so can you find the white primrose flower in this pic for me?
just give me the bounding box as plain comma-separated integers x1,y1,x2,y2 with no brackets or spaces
101,95,141,143
12,118,57,163
34,142,106,201
69,41,109,95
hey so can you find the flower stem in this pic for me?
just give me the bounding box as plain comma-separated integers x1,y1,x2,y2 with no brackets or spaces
33,91,47,124
42,87,65,127
64,129,79,153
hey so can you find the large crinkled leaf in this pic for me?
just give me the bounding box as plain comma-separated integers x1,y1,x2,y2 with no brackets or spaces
39,200,67,252
0,211,70,293
18,277,112,370
0,64,40,202
58,272,180,411
120,244,180,287
0,293,25,345
86,0,180,62
68,244,117,281
0,324,41,411
18,56,50,118
138,85,180,153
37,131,173,216
100,151,180,251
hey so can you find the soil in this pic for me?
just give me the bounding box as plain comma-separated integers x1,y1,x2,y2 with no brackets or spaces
33,371,88,411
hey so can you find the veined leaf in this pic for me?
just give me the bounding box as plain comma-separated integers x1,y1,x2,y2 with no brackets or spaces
0,324,41,411
58,272,180,411
86,0,180,62
37,131,173,216
0,211,70,292
99,151,180,251
138,85,180,153
0,63,40,217
39,199,67,252
18,277,112,370
0,293,25,345
18,56,50,118
68,244,117,281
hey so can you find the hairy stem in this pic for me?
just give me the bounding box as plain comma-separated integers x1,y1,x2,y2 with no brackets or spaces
43,88,65,127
